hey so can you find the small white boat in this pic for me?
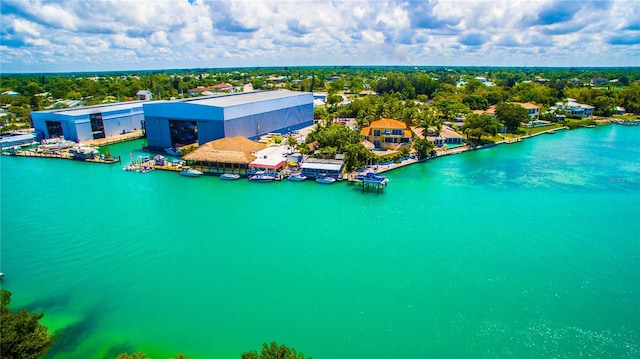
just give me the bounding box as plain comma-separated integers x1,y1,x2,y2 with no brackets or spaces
139,165,154,173
287,174,307,181
122,163,138,171
180,167,203,177
220,173,241,180
249,171,276,182
165,147,181,156
316,176,336,184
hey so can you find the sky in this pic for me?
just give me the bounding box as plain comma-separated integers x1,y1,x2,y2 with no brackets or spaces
1,0,639,73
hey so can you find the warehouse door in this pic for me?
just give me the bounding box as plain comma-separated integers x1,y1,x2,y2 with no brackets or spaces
90,113,105,139
169,120,198,146
45,121,63,138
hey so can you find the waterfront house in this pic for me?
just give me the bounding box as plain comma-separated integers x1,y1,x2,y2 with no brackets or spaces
426,126,464,147
360,118,411,150
300,157,344,179
514,102,541,121
551,98,595,117
182,136,266,176
248,145,289,176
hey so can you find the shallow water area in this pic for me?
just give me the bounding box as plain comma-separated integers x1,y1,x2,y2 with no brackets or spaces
1,125,639,358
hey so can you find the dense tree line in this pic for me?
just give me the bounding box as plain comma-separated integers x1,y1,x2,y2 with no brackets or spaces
1,67,638,138
1,289,53,359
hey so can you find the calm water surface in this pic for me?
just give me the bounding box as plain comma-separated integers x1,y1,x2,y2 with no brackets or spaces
1,125,639,358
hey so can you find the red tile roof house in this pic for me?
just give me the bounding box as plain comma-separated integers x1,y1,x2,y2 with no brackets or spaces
188,86,213,96
211,83,234,92
360,118,412,150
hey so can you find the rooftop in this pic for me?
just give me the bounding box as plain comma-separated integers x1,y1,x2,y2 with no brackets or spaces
180,90,310,108
183,136,265,164
34,101,144,116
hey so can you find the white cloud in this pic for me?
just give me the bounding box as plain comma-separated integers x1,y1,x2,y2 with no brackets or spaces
12,18,41,37
0,0,638,72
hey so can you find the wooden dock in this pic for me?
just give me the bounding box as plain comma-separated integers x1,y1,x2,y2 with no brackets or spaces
2,148,121,164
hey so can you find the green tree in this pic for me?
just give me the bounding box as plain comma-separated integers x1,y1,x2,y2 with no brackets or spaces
617,84,640,114
462,94,489,110
343,142,374,172
463,79,485,94
1,289,53,359
286,136,298,151
462,114,501,147
241,341,310,359
412,137,435,160
496,102,528,133
434,99,470,122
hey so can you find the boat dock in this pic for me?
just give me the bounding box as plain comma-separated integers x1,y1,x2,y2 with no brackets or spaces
2,148,121,164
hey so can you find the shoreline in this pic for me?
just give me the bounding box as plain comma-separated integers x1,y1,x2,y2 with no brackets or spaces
355,120,639,177
2,120,637,182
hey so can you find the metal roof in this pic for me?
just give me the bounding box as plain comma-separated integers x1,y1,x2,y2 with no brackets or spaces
35,101,144,116
300,161,343,171
181,90,311,108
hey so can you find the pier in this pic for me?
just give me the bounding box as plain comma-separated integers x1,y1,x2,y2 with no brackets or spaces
2,148,121,164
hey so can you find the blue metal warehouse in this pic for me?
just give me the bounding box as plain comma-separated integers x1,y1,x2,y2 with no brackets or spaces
142,90,313,149
31,102,144,142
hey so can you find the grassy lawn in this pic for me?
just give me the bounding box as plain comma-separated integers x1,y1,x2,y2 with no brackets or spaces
528,123,564,135
612,114,640,120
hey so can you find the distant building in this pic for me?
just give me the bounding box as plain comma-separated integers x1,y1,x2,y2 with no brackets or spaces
136,90,153,101
211,83,234,92
143,90,313,149
31,102,144,142
360,118,411,150
188,86,212,96
45,99,86,110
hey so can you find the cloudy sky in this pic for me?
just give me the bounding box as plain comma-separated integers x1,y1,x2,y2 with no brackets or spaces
1,0,639,73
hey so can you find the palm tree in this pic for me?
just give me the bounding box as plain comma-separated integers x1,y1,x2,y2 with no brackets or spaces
286,135,298,152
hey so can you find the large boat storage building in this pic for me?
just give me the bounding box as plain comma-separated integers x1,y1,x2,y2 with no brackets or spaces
142,90,313,150
31,102,145,142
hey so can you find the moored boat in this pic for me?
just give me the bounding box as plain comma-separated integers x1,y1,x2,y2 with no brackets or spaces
359,172,389,185
249,171,276,182
316,176,336,184
287,174,307,181
220,173,241,180
139,165,154,173
165,147,181,156
180,167,203,177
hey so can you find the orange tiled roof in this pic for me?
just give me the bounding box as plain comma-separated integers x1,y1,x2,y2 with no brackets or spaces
369,118,407,129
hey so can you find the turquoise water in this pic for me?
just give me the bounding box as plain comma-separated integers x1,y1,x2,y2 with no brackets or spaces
1,125,639,358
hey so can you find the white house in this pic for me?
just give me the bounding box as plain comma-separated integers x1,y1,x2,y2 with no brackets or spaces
552,98,594,117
